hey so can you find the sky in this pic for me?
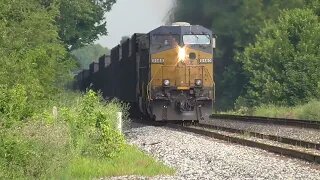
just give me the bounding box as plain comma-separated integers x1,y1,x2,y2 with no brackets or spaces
95,0,175,48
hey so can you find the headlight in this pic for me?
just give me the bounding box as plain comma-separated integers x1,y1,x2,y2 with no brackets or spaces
178,46,186,62
163,79,170,86
195,79,202,86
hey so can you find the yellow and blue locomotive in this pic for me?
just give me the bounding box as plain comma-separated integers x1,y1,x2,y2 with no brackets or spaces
76,22,216,121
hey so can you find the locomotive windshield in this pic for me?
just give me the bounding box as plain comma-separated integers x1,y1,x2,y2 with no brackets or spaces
183,35,211,45
151,34,180,51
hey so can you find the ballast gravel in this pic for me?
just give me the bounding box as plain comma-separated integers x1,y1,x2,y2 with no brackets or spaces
109,123,320,180
202,119,320,143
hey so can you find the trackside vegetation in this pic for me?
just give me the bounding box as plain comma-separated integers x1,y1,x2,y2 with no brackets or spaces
220,9,320,121
172,0,320,110
237,8,320,107
71,44,110,70
253,100,320,121
0,91,174,179
57,145,175,179
172,1,320,114
233,7,320,119
221,100,320,121
0,0,174,179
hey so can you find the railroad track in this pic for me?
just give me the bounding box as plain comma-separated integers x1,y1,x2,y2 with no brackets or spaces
210,114,320,129
197,123,320,150
167,121,320,164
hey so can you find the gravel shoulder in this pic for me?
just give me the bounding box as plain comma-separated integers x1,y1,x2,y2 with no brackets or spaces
111,123,320,180
202,119,320,143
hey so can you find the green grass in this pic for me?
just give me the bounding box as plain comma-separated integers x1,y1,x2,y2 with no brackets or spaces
221,100,320,121
0,91,174,179
56,145,175,179
295,100,320,121
234,100,320,121
253,105,296,119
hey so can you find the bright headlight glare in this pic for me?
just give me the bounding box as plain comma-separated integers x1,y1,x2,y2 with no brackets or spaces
163,79,170,86
178,46,186,62
195,79,202,86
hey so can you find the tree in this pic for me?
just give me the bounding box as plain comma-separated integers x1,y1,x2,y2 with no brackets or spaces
238,9,320,106
305,0,320,15
170,0,305,109
40,0,116,50
0,0,72,121
71,44,109,70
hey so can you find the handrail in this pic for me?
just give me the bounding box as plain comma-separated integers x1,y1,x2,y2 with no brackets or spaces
204,68,215,101
147,67,162,100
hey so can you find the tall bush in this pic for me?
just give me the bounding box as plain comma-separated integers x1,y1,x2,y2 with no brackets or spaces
0,121,71,179
171,0,305,109
0,0,72,124
60,90,126,158
238,9,320,106
0,91,127,179
0,0,126,179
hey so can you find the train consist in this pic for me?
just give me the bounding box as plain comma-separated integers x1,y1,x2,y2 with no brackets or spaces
75,22,216,121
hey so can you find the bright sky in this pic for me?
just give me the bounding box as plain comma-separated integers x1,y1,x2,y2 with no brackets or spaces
95,0,175,48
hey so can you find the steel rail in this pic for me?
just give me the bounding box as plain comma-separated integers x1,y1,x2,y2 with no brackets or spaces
210,114,320,129
167,123,320,164
197,123,320,150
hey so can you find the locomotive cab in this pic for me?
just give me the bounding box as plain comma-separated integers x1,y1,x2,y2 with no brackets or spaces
146,23,216,121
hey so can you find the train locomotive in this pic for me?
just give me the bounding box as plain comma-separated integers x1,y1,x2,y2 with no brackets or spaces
75,22,216,121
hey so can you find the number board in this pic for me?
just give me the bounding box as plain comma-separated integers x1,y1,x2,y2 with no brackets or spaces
199,59,213,64
151,58,165,64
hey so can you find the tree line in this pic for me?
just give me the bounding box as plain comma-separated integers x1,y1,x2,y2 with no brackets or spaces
0,0,114,121
171,0,320,109
0,0,124,178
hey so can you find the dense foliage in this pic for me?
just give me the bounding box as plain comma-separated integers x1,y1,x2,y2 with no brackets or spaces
61,91,125,158
72,44,110,69
238,9,320,106
0,0,70,124
253,100,320,121
40,0,116,50
170,0,306,109
0,0,127,178
0,91,126,179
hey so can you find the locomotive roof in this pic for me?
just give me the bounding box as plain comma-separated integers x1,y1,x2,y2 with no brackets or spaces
149,25,213,36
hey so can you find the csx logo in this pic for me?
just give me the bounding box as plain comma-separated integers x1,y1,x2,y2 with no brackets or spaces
151,58,164,64
199,59,213,64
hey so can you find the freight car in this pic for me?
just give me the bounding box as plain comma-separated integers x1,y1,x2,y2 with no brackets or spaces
76,22,216,121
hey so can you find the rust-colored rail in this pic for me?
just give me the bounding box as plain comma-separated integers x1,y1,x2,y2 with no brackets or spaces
210,114,320,129
197,123,320,150
167,124,320,164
